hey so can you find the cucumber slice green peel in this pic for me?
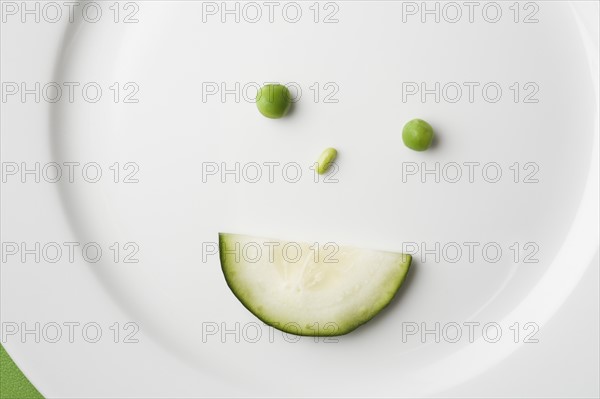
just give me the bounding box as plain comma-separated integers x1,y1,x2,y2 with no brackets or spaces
219,233,412,336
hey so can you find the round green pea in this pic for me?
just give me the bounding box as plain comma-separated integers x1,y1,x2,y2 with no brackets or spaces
256,84,292,119
402,119,434,151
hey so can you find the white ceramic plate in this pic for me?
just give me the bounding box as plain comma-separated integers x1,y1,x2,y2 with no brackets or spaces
1,1,598,397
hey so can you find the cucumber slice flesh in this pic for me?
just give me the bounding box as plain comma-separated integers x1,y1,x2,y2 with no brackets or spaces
219,233,412,336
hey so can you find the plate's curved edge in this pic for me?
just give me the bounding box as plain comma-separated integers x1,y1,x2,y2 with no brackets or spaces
409,3,600,394
24,1,600,397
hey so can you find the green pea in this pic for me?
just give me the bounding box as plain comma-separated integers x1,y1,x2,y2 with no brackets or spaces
317,147,338,175
402,119,434,151
256,84,292,119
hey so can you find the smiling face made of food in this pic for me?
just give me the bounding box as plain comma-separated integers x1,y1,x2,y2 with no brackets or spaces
219,83,417,337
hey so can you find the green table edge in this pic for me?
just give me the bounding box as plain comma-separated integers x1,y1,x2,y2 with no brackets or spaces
0,344,43,399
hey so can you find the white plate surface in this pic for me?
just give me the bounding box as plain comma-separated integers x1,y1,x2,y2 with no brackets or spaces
1,1,598,397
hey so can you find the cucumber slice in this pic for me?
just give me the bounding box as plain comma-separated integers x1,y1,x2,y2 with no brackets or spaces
219,233,412,336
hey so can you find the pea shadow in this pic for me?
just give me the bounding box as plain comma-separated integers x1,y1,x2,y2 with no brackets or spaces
285,99,297,118
429,129,441,150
